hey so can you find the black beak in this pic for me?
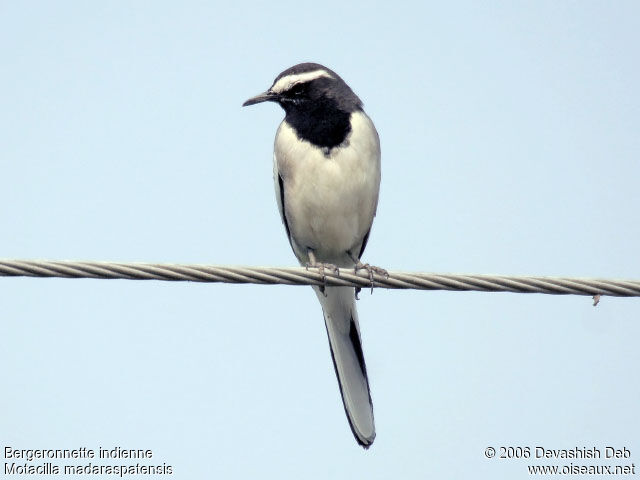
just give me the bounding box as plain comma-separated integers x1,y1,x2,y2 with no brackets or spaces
242,90,278,107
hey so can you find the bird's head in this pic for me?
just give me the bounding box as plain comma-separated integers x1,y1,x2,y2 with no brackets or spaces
242,62,362,114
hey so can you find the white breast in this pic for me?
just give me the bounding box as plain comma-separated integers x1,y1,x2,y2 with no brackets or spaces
274,111,381,266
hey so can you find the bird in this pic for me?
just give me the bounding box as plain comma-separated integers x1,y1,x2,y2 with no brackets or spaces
242,62,382,448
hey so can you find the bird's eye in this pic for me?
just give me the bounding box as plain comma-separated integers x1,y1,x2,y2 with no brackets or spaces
290,84,305,96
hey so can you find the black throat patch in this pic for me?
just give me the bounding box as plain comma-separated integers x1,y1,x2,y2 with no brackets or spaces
284,101,352,150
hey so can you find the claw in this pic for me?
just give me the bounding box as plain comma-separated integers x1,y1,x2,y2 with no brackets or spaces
306,250,340,293
315,262,339,281
355,262,388,294
311,263,339,296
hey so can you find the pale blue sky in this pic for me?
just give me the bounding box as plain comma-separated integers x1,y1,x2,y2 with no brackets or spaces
1,1,639,478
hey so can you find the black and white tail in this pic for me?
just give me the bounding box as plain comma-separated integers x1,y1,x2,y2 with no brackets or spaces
314,285,375,448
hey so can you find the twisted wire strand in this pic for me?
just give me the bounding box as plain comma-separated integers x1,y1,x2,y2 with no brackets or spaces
1,259,639,298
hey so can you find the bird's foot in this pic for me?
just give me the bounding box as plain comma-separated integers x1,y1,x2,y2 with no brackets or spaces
354,262,389,294
306,262,339,280
306,260,339,296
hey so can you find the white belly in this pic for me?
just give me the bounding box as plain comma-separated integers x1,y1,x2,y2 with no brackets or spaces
274,111,381,265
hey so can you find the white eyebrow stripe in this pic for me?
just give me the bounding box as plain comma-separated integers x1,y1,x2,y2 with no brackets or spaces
271,70,334,94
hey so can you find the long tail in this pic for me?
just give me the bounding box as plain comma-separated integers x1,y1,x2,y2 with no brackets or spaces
314,285,375,448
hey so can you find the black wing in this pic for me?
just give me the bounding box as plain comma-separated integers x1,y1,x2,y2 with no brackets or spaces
278,173,293,249
357,228,371,261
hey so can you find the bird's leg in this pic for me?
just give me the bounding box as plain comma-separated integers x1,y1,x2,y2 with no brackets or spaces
306,248,339,296
349,251,389,294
